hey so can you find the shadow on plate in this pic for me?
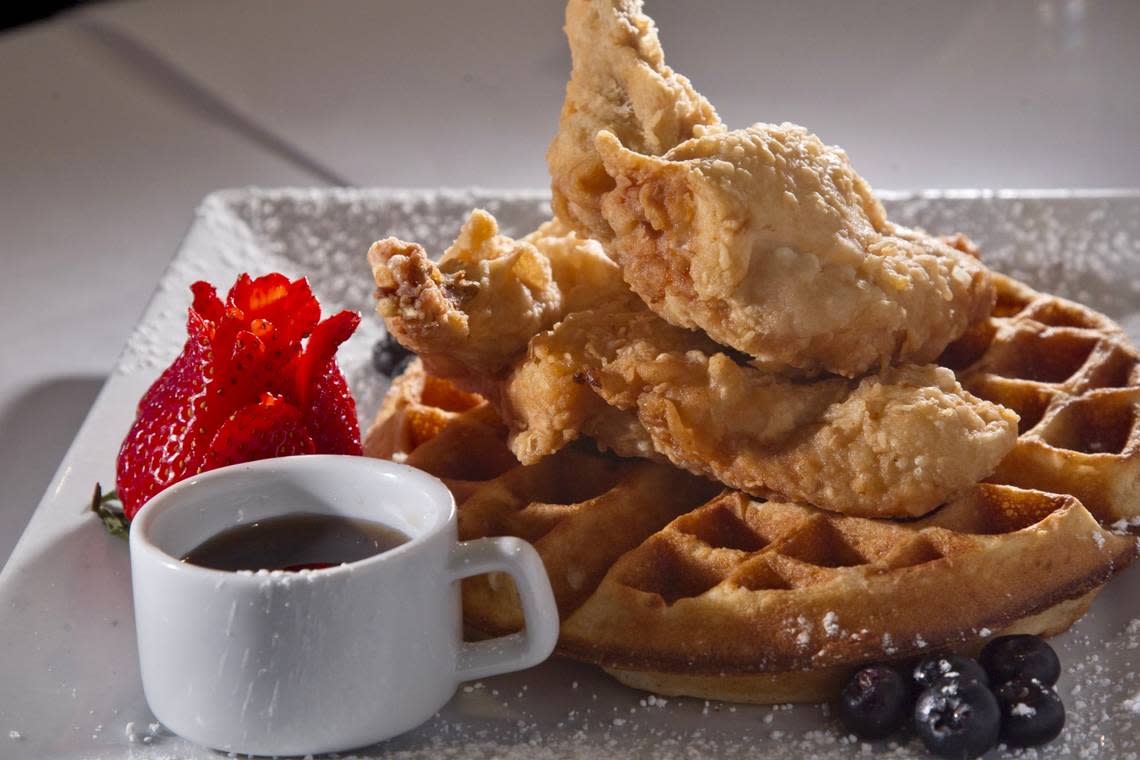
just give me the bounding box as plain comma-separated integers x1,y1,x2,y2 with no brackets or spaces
0,375,105,567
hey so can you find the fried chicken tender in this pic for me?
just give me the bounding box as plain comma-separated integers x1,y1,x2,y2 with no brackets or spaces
369,215,1017,517
548,0,721,240
368,210,635,385
545,2,994,377
595,126,996,377
507,307,1018,517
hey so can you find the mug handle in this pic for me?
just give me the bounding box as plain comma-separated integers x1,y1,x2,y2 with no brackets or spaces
448,536,559,682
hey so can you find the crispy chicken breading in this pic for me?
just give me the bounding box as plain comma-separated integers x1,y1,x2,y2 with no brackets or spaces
546,1,995,377
547,0,720,241
595,127,996,376
508,306,1017,517
368,210,636,386
368,216,1018,517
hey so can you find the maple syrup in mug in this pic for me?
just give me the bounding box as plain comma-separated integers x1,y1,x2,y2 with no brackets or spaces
181,512,410,572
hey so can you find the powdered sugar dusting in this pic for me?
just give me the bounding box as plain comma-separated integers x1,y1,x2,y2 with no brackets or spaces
1011,702,1037,718
822,612,840,637
886,190,1140,335
124,721,164,745
96,579,1140,760
1112,516,1140,533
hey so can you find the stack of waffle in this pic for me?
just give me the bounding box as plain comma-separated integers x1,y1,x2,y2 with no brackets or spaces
363,0,1138,702
366,289,1139,702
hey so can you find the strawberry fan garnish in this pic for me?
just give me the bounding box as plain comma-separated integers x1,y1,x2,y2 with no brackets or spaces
116,273,362,519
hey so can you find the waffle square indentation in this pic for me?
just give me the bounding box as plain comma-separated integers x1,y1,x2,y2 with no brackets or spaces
1024,300,1110,330
776,518,871,568
881,535,945,569
939,319,998,371
1085,346,1138,390
990,330,1097,384
730,556,792,592
1040,392,1137,456
994,286,1033,318
934,488,1070,534
617,538,732,604
673,501,769,552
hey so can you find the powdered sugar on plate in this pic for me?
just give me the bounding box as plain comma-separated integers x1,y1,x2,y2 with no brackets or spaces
100,579,1140,760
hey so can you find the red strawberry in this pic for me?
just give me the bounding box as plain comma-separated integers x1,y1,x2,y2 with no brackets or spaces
116,274,362,520
202,394,316,470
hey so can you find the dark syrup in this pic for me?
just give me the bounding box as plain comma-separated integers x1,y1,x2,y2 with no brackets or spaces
181,512,410,572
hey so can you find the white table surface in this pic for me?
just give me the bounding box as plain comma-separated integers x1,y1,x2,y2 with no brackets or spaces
2,0,1138,570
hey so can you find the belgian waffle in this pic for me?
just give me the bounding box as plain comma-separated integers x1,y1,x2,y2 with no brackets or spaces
364,359,519,487
564,487,1130,702
367,353,1137,704
368,359,721,604
939,272,1140,527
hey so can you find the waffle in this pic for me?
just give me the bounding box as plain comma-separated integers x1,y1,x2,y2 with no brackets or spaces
363,359,519,484
564,488,1129,702
368,359,722,613
367,351,1137,704
939,272,1140,527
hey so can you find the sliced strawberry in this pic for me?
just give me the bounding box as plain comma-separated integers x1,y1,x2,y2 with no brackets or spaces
202,394,316,470
227,273,320,348
190,281,224,323
116,310,214,519
215,330,272,414
114,273,362,520
291,310,362,455
290,310,361,409
306,360,363,455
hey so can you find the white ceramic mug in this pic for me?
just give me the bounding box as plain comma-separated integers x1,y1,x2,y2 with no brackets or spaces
129,455,559,757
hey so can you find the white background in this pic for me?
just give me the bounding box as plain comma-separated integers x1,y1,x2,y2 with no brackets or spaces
2,0,1138,567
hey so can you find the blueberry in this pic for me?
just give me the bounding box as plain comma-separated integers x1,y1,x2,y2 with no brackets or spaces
372,333,414,377
837,664,910,740
979,635,1060,687
994,677,1065,747
914,680,1000,759
913,654,989,691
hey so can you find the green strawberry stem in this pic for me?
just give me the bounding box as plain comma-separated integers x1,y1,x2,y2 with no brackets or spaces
91,483,129,539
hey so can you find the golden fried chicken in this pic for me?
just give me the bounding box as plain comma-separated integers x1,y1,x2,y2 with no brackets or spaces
368,210,636,387
547,0,721,241
545,0,995,377
595,126,996,377
369,215,1017,517
507,306,1018,517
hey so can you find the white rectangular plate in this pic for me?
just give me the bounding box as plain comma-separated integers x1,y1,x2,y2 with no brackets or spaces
2,189,1138,759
